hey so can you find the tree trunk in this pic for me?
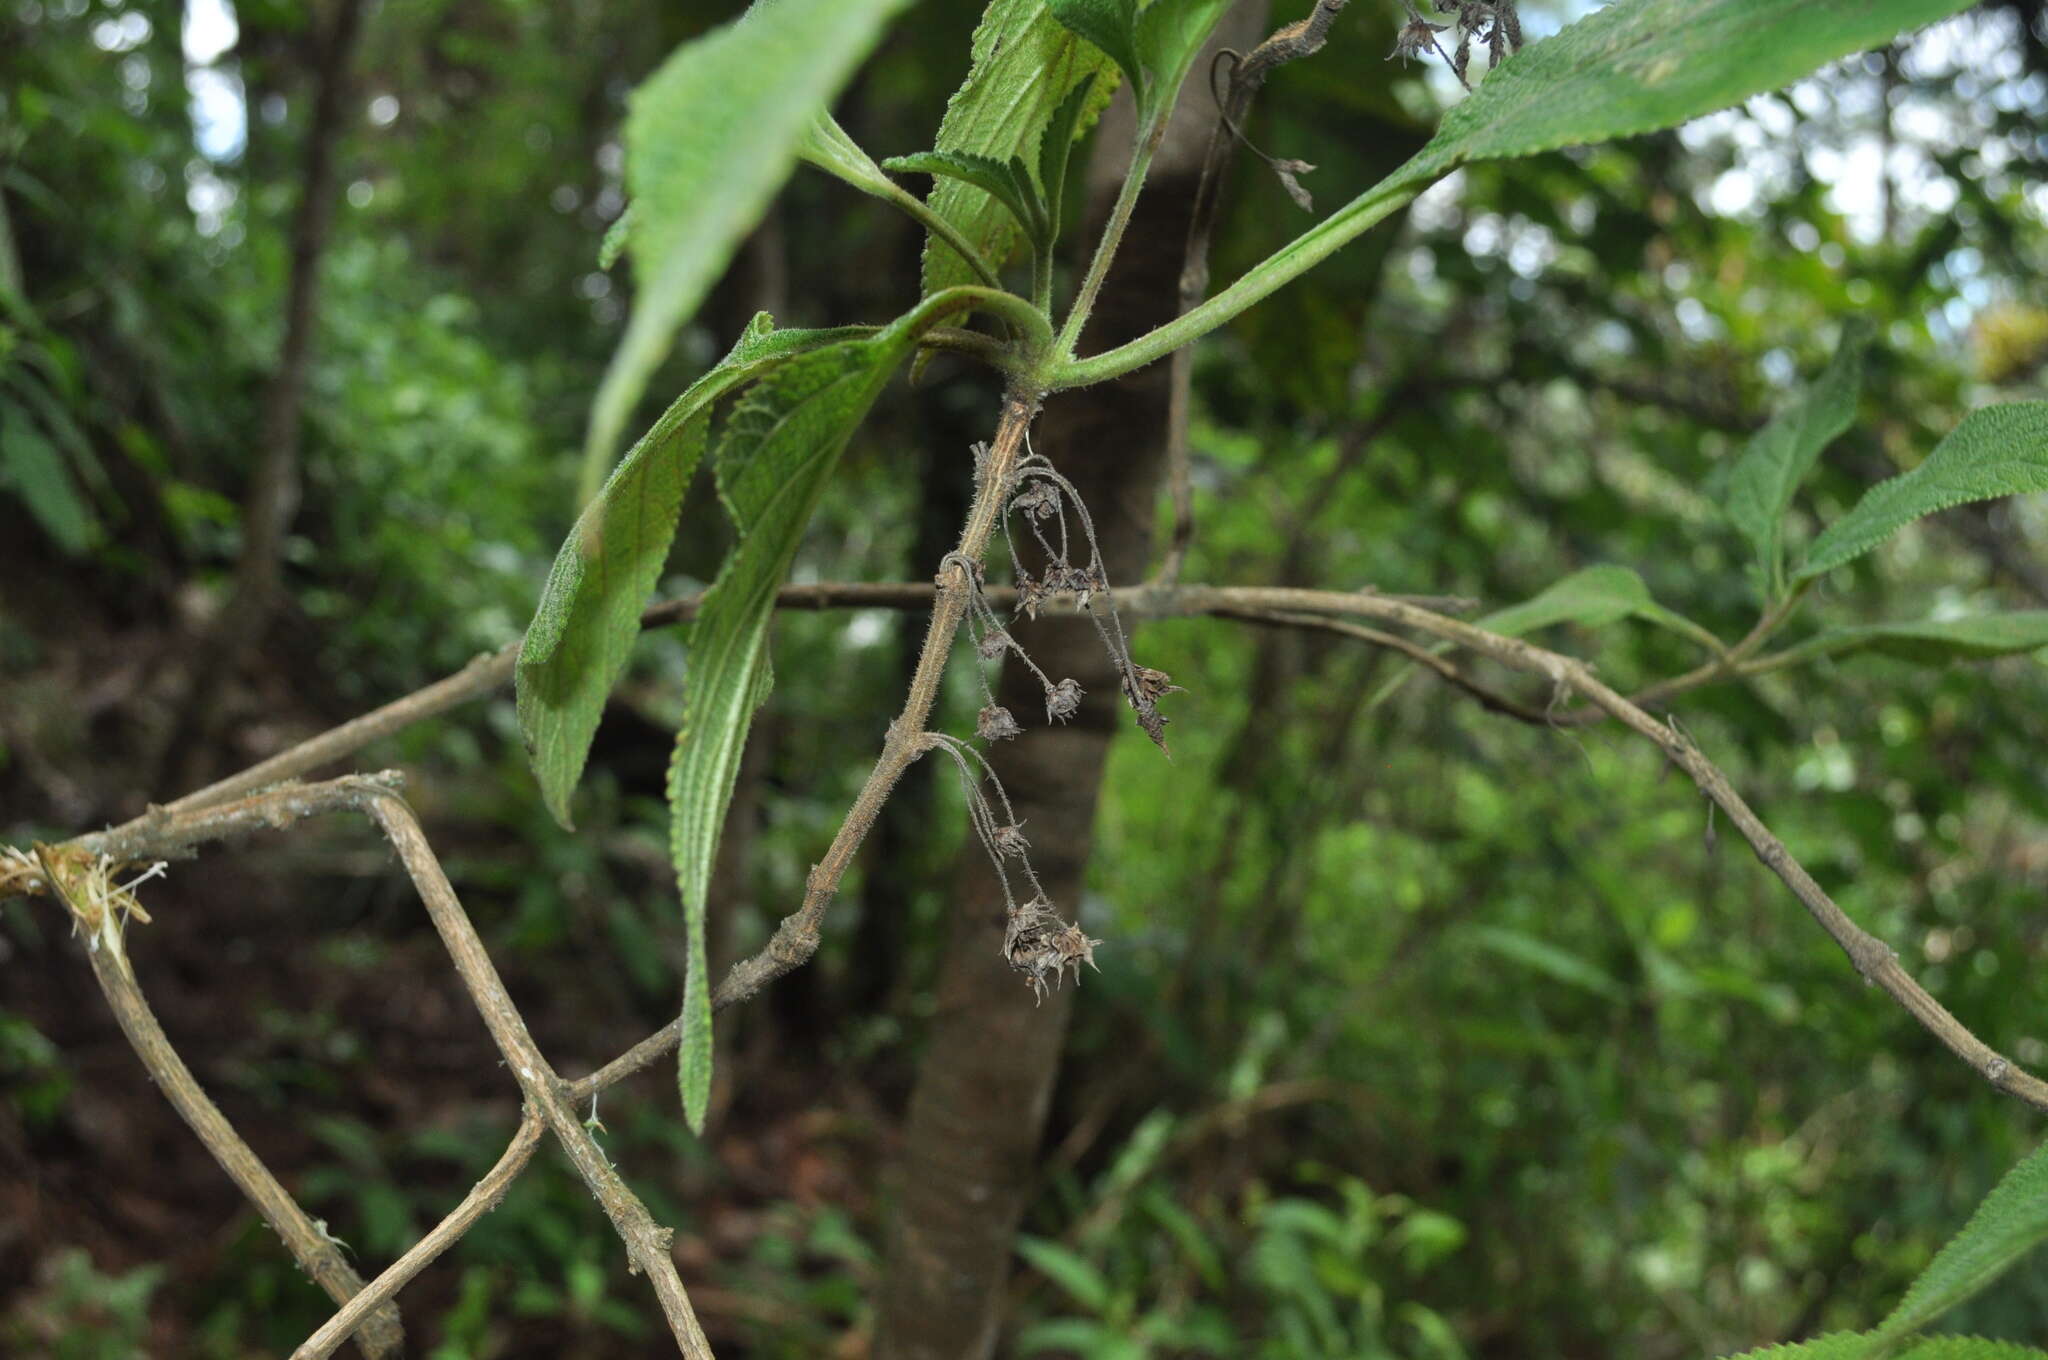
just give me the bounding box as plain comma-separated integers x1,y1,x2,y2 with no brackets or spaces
873,10,1269,1356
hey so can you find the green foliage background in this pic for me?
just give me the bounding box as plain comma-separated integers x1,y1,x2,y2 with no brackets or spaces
3,1,2047,1356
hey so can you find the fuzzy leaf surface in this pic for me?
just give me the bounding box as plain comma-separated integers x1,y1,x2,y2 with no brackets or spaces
1724,322,1869,594
1798,403,2048,579
1479,564,1656,636
1773,613,2048,670
882,149,1047,242
582,0,907,482
1400,0,1976,188
517,315,868,828
1868,1143,2048,1347
918,0,1118,298
667,324,915,1131
1722,1337,2048,1360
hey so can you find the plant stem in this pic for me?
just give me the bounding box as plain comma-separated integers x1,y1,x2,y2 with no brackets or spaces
1054,113,1166,359
1053,165,1429,388
883,179,1003,290
699,390,1041,1013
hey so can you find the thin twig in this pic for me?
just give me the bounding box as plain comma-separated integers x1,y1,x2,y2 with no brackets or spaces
107,580,1475,839
38,777,714,1357
361,793,714,1358
34,842,405,1360
704,392,1041,1014
1216,590,2048,1113
566,585,2048,1118
293,1109,546,1360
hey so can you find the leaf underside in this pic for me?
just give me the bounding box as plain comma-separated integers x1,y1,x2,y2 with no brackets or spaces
1799,402,2048,579
668,322,921,1131
517,315,871,828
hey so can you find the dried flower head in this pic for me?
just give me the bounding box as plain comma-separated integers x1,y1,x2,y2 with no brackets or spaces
1052,922,1103,986
1045,677,1084,722
993,822,1031,858
1043,563,1105,608
1010,481,1061,521
1389,10,1448,62
1127,665,1184,703
1017,574,1051,621
1002,896,1103,1002
977,704,1023,742
977,628,1014,662
1270,158,1317,213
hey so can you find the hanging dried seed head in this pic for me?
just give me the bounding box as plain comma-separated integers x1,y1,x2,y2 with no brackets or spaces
993,822,1031,858
977,704,1023,742
1017,575,1052,621
1010,480,1061,521
1045,563,1105,608
1045,677,1084,722
1002,895,1101,1002
977,628,1014,662
1389,10,1448,62
1127,665,1183,704
1052,922,1103,986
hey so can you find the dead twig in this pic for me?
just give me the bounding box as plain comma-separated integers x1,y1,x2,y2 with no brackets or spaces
361,793,714,1358
292,1109,546,1360
34,841,406,1360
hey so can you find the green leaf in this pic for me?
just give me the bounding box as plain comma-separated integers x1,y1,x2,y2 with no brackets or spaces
1464,925,1627,1002
1132,0,1234,117
1771,613,2048,670
668,322,919,1132
1036,71,1098,236
1367,565,1675,713
1015,1235,1116,1313
1797,403,2048,580
882,149,1047,245
1018,1320,1125,1355
582,0,908,487
1869,1143,2048,1347
1721,1337,2048,1360
1724,322,1871,596
1404,0,1975,186
1047,0,1145,102
1058,0,1978,387
518,315,868,828
0,397,96,555
799,113,900,201
1479,564,1655,636
917,0,1119,299
596,205,632,271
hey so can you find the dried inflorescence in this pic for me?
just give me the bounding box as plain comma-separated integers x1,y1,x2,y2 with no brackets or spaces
977,703,1023,742
920,733,1101,1001
1391,1,1523,88
1001,894,1102,1003
979,448,1185,753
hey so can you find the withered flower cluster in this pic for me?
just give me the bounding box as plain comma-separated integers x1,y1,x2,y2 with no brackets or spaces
1390,1,1523,88
938,438,1192,997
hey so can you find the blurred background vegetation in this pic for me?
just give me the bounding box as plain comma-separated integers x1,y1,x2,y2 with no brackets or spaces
3,0,2047,1355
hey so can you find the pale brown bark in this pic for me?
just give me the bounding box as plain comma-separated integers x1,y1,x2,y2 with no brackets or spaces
872,10,1271,1356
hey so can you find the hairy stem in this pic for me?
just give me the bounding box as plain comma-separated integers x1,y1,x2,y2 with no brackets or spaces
1055,113,1165,359
1054,170,1426,387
